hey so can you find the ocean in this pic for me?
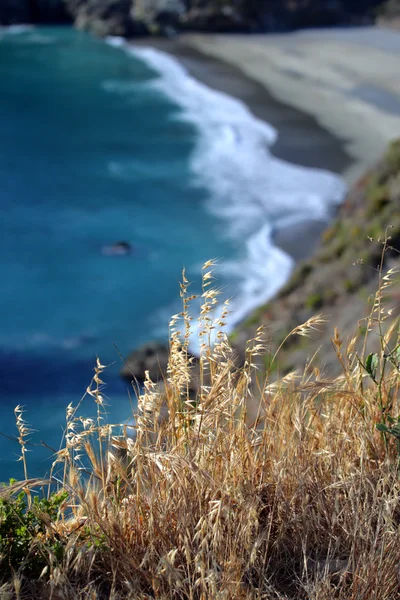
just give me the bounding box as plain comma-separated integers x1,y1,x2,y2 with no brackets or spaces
0,26,346,480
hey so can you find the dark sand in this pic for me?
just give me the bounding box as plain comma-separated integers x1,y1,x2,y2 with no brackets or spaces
132,37,352,261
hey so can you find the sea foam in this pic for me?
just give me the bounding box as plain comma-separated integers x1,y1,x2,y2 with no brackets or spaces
0,24,34,35
105,37,347,351
0,25,56,45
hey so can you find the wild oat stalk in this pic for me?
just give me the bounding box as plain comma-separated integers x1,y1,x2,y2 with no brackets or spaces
14,405,32,482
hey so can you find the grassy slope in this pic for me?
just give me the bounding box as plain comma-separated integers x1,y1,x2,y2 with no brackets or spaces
232,139,400,378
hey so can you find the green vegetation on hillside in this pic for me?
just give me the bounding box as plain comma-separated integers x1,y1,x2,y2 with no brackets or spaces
233,139,400,376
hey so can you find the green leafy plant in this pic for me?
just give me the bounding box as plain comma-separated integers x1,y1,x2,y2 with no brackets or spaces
0,486,68,578
377,417,400,440
365,352,379,383
305,291,324,310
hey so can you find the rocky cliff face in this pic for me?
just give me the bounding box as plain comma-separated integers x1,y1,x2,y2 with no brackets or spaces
0,0,384,33
62,0,252,36
62,0,189,36
64,0,137,36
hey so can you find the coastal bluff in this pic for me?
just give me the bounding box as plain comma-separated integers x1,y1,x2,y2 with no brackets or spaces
231,139,400,377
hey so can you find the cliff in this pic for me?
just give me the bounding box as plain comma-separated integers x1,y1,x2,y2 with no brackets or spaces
64,0,384,37
0,0,384,34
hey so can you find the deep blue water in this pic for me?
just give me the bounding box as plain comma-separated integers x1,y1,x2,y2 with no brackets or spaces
0,27,235,480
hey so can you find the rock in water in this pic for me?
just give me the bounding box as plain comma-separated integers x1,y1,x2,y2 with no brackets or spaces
120,341,169,382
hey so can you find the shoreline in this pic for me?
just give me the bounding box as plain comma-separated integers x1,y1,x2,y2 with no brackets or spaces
131,36,352,261
180,28,400,185
106,31,398,347
136,37,352,176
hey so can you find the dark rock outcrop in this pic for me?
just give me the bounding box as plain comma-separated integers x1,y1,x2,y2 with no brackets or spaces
65,0,139,36
120,340,200,394
64,0,186,36
120,341,170,382
132,0,185,34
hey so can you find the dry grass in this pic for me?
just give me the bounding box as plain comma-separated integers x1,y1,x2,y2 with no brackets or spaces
1,256,400,600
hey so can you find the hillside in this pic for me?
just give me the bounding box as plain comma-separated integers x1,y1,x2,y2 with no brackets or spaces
231,139,400,378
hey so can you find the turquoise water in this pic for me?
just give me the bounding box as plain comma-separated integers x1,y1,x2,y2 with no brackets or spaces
0,27,234,480
0,26,346,480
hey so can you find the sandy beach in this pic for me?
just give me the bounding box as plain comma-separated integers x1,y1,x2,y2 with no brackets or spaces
182,27,400,185
132,27,400,259
133,36,352,259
